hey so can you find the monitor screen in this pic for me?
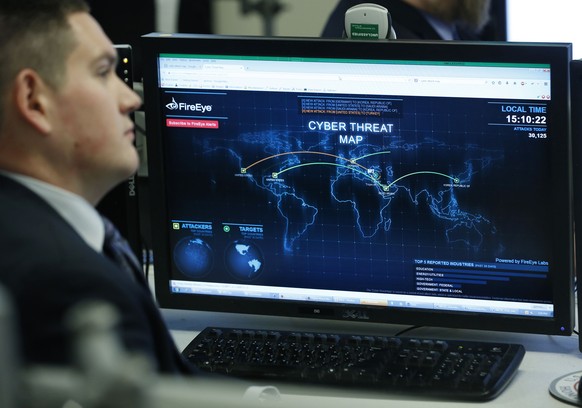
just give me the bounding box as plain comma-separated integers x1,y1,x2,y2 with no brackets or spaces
141,34,573,336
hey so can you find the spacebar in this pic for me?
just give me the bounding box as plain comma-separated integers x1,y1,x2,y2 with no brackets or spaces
227,364,302,379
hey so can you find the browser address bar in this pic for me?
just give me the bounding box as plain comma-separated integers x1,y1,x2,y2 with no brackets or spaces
163,69,413,84
162,68,488,86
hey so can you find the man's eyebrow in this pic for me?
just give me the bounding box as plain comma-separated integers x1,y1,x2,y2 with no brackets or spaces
93,51,119,68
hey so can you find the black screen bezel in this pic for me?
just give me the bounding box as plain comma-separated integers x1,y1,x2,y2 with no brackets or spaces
141,33,573,335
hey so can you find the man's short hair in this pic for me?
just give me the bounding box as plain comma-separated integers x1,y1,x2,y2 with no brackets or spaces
0,0,90,125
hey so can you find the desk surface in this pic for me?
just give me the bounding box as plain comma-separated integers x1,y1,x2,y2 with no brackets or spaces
163,308,582,408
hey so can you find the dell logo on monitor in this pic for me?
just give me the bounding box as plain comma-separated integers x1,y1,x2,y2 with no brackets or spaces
343,310,370,320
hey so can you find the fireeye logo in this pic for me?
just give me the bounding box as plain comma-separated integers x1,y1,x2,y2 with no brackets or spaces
165,97,213,113
166,97,179,110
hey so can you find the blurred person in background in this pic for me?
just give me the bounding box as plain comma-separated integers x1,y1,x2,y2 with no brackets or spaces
322,0,497,41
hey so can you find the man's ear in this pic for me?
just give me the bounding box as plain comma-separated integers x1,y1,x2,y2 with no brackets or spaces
12,69,54,134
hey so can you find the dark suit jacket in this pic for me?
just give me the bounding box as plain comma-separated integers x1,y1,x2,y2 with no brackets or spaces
321,0,482,40
0,174,194,374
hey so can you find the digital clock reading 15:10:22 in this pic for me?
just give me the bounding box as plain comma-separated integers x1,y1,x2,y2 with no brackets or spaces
505,114,547,125
500,103,548,125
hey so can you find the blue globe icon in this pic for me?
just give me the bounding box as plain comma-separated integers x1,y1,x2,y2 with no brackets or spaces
173,237,214,278
224,240,264,281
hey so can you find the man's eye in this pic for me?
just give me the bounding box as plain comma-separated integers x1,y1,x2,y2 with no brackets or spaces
98,66,114,78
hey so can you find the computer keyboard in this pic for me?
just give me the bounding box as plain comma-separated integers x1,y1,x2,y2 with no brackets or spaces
183,326,525,401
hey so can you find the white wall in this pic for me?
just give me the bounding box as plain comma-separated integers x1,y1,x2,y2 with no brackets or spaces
506,0,582,59
156,0,339,37
155,0,180,33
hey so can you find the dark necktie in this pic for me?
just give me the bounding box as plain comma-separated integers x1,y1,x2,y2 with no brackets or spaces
101,216,192,373
101,216,146,286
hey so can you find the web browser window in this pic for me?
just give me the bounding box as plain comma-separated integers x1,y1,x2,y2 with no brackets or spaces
155,53,555,318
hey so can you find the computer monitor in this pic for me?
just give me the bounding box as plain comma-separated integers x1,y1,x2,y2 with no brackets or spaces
141,33,573,336
570,59,582,350
97,45,142,256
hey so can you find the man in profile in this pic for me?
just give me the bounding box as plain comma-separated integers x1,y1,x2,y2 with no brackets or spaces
0,0,194,374
322,0,494,41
